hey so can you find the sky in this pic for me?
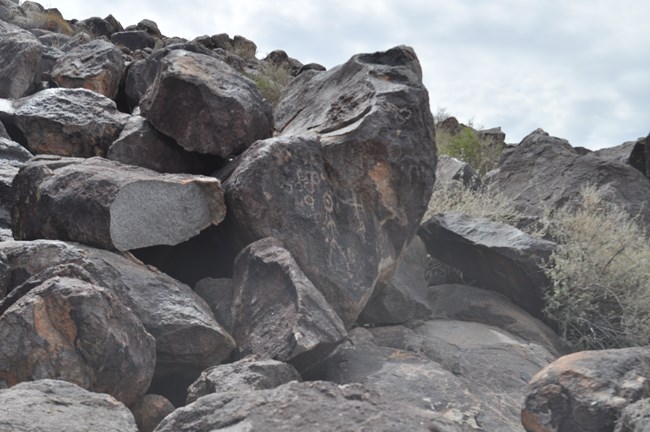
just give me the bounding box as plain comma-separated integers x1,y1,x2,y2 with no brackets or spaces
45,0,650,149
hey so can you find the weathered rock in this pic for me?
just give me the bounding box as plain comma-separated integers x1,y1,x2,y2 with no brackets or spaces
111,30,156,51
0,240,236,374
493,128,650,228
0,251,8,297
0,276,155,405
0,137,31,227
194,277,233,330
0,88,129,157
419,211,556,317
136,19,162,38
0,379,138,432
186,356,302,404
59,31,92,52
140,49,273,157
522,347,650,432
629,133,650,178
51,39,125,99
130,394,175,432
37,31,70,48
155,380,460,432
594,140,636,165
226,46,435,326
76,15,122,38
107,115,214,174
435,154,482,190
231,238,346,370
358,236,432,325
33,44,63,85
263,49,303,75
12,156,226,251
615,399,650,432
0,19,42,98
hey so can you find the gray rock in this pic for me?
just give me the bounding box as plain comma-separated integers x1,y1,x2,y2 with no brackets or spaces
615,399,650,432
11,156,226,251
419,211,556,317
0,19,42,98
0,137,31,228
140,49,273,157
130,394,175,432
194,277,233,330
37,31,70,48
593,140,636,164
522,347,650,432
154,380,460,432
0,240,236,374
136,19,162,38
629,133,650,177
186,356,301,404
33,44,63,84
226,46,436,327
0,275,155,405
51,39,126,99
230,238,346,370
435,155,482,190
111,30,156,52
0,379,138,432
76,16,122,38
0,88,129,157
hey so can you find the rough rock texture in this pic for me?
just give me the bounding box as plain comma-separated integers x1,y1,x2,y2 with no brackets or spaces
492,128,650,228
615,399,650,432
0,240,235,374
194,277,233,330
226,46,436,326
0,276,155,405
358,236,432,325
111,30,156,51
107,115,213,174
435,154,482,190
0,88,129,157
11,156,226,251
629,133,650,178
155,380,460,432
0,137,32,228
186,356,302,404
0,379,138,432
0,20,42,98
419,211,556,317
51,39,126,99
522,347,650,432
140,49,273,157
130,394,176,432
76,15,123,38
230,238,346,370
594,140,636,165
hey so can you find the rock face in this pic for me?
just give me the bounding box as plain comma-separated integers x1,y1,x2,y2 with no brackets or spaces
130,394,176,432
435,155,482,190
629,133,650,178
111,30,156,51
0,379,138,432
186,356,302,404
0,276,155,405
419,211,556,317
51,39,126,99
0,20,42,98
226,46,436,326
11,156,226,251
155,380,460,432
615,399,650,432
0,137,31,228
140,49,273,157
522,347,650,432
0,88,129,157
193,277,233,330
230,238,346,370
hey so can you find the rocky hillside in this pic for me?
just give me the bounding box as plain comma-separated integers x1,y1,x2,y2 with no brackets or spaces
1,1,650,431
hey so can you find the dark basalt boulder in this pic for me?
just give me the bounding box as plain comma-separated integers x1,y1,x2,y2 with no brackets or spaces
111,30,156,52
0,19,42,98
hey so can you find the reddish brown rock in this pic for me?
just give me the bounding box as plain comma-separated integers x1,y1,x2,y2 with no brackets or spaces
129,394,175,432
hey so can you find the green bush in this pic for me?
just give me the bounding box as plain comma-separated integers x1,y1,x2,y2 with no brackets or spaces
247,63,292,107
435,123,504,175
543,186,650,350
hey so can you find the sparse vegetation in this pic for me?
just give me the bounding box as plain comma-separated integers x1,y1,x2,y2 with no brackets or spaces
248,62,292,107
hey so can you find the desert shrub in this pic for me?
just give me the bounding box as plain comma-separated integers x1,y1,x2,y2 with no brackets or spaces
34,10,74,35
248,62,292,107
543,186,650,350
436,126,504,175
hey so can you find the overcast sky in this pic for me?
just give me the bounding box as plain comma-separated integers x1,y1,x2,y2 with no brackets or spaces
47,0,649,149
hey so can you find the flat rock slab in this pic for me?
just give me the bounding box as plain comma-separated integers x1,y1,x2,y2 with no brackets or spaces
0,240,235,374
522,347,650,432
154,380,460,432
230,237,346,371
0,88,129,157
0,20,42,98
419,211,556,317
140,49,273,157
12,156,226,251
0,275,155,405
0,379,138,432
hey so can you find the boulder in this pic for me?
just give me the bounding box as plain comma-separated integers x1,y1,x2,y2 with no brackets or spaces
51,39,126,99
11,156,226,251
37,31,70,48
522,347,650,432
629,133,650,177
111,30,156,52
0,19,42,98
0,240,236,374
593,140,636,165
136,19,162,38
435,154,482,190
0,88,129,157
186,356,301,404
226,46,436,326
130,394,175,432
194,277,233,330
76,16,122,38
33,44,63,85
358,236,432,325
0,137,31,228
230,238,346,370
154,380,460,432
140,49,273,157
107,115,214,174
615,399,650,432
0,379,138,432
0,276,155,405
419,211,556,317
492,128,650,228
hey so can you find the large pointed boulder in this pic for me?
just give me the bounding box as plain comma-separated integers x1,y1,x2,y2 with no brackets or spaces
225,46,436,326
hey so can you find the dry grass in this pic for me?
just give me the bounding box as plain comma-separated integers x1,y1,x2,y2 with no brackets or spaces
34,10,74,35
248,62,292,107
